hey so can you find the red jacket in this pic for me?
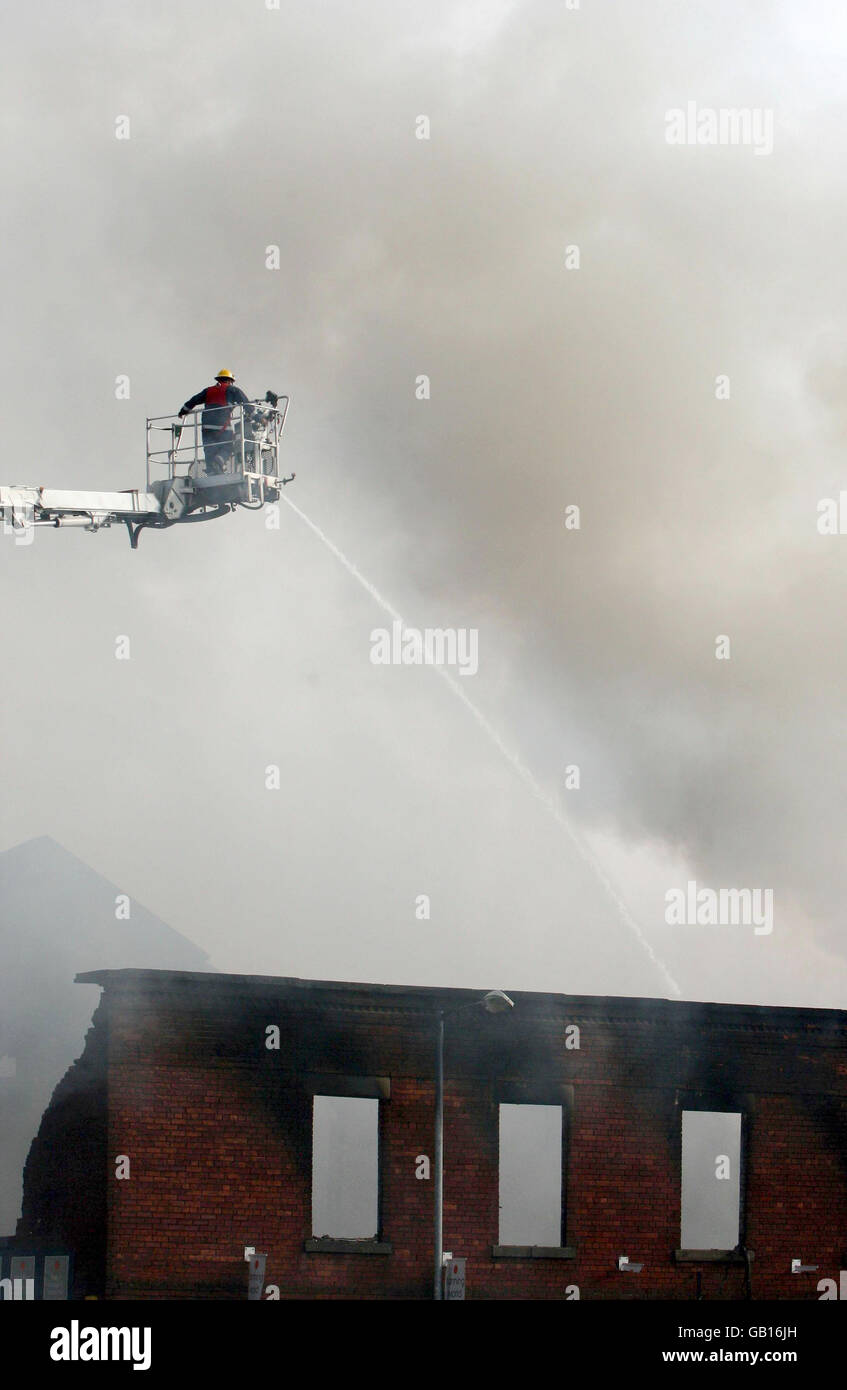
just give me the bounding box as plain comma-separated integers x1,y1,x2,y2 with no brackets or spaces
180,382,251,435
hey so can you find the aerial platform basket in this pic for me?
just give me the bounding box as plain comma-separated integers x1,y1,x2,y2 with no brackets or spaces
0,395,293,548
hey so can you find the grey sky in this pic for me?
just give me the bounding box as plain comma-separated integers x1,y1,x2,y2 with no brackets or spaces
2,0,847,1009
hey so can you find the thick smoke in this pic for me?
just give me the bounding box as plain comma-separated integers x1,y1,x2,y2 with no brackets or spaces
1,0,847,1010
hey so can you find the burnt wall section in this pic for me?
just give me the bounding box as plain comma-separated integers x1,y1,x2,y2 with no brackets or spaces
16,997,108,1298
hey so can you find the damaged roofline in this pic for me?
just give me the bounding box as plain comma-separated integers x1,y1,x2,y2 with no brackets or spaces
73,967,847,1032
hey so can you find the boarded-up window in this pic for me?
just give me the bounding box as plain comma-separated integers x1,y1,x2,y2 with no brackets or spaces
498,1103,562,1246
681,1110,742,1250
312,1095,379,1239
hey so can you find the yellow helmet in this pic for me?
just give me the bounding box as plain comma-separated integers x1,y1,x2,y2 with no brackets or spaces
215,368,235,381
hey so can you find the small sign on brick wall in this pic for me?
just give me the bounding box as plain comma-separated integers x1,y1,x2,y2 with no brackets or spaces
444,1257,466,1300
248,1253,267,1301
43,1256,70,1300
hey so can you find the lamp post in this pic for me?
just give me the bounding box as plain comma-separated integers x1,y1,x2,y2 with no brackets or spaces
433,989,515,1300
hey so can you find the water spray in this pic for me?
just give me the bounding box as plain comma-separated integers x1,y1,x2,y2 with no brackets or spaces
281,493,682,998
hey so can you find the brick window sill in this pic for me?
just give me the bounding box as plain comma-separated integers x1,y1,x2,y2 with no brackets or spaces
674,1249,749,1265
304,1238,392,1255
492,1245,576,1260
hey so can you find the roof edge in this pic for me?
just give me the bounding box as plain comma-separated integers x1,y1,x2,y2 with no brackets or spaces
73,968,847,1027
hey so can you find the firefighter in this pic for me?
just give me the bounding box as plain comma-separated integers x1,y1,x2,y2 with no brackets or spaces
178,369,253,475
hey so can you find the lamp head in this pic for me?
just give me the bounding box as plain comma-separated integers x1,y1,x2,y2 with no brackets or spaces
482,990,514,1015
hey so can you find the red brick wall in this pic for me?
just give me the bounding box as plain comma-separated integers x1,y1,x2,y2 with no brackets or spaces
23,973,847,1299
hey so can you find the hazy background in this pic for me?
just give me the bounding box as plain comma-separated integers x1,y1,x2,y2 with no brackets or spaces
2,0,847,1228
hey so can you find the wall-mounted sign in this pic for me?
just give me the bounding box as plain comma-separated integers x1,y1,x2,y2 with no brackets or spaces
248,1253,267,1301
444,1257,466,1300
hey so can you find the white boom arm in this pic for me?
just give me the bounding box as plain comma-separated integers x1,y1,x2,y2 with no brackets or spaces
0,485,163,527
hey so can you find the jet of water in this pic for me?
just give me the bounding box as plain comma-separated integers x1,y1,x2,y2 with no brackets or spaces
281,492,682,999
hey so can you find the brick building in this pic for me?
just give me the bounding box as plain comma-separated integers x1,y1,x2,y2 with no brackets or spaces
16,969,847,1299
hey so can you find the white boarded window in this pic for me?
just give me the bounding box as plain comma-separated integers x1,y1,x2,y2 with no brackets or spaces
681,1110,742,1250
312,1096,379,1239
499,1103,562,1246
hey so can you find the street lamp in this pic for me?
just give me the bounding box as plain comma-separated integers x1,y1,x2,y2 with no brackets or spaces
433,989,515,1300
